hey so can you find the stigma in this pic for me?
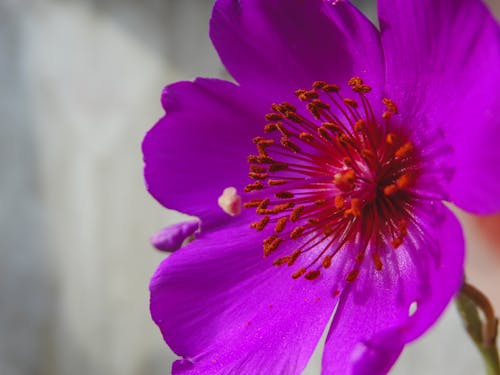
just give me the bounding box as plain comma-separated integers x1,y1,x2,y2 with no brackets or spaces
244,77,421,282
218,187,242,216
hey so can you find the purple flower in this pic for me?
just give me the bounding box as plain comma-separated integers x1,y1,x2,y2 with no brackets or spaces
142,0,500,373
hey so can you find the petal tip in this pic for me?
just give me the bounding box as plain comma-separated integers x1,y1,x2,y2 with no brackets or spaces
150,220,200,252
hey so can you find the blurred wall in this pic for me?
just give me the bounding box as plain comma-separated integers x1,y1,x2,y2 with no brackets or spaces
0,1,499,375
1,1,220,374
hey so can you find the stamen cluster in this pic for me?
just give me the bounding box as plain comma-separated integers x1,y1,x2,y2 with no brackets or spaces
244,77,421,282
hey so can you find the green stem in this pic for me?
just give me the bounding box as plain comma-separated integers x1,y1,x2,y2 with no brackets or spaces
480,346,500,375
456,282,500,375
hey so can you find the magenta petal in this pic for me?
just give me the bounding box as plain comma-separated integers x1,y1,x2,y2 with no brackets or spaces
143,78,267,227
379,0,500,214
210,0,384,101
150,217,338,375
402,207,465,342
321,206,464,375
150,220,199,252
349,328,404,375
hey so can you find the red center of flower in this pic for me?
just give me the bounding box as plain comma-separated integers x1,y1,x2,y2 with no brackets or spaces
243,77,420,282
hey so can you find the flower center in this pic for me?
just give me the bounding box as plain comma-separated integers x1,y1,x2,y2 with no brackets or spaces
243,77,420,282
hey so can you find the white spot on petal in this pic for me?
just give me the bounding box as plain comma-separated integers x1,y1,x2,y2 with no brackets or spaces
409,301,418,317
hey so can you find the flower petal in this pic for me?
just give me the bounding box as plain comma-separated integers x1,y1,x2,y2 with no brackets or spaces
143,78,268,227
402,208,465,342
210,0,384,101
321,205,464,374
150,220,199,252
150,216,338,375
379,0,500,214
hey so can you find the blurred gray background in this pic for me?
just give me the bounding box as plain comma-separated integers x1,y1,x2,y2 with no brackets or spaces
1,0,499,374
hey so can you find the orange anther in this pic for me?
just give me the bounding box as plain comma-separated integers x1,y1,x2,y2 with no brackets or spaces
323,84,340,93
250,165,266,173
243,181,264,193
275,191,294,199
312,81,327,90
372,252,383,271
264,123,278,132
263,234,278,246
317,127,333,142
348,77,372,93
305,270,321,280
395,141,414,158
322,255,332,269
250,216,270,231
398,220,408,236
354,119,366,132
396,174,413,190
257,156,275,164
290,205,305,222
343,98,358,108
249,172,269,180
276,123,292,136
344,198,362,217
243,199,263,208
268,162,288,172
382,111,393,120
355,252,365,262
311,99,330,109
299,132,315,143
361,149,375,160
386,133,397,145
348,77,363,87
280,102,297,113
270,202,294,214
323,225,335,236
343,157,353,167
390,237,404,249
273,256,290,266
292,267,307,279
275,217,288,233
346,269,359,282
263,236,284,256
272,102,297,114
281,137,301,153
252,136,264,144
290,226,305,239
318,127,333,141
296,90,319,101
323,122,341,132
384,184,398,196
288,250,301,266
307,103,321,119
294,89,306,97
382,98,398,114
268,179,287,186
265,113,283,121
257,139,274,147
284,112,303,123
355,84,372,93
247,155,260,163
257,198,270,210
334,169,356,192
334,195,345,209
308,218,320,225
